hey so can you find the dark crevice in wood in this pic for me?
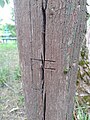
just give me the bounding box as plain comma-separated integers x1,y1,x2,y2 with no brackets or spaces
43,92,46,120
42,0,48,62
41,54,45,100
41,0,48,120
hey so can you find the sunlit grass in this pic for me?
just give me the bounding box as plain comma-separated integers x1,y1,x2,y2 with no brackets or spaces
0,41,20,86
0,40,17,49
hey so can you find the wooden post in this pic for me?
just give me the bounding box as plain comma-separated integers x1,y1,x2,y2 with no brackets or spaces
14,0,86,120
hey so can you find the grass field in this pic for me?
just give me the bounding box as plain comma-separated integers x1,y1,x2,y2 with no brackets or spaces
0,41,90,120
0,41,26,120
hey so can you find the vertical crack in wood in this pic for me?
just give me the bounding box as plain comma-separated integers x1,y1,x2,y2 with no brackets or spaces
42,0,48,62
43,92,46,120
41,0,48,120
41,54,45,100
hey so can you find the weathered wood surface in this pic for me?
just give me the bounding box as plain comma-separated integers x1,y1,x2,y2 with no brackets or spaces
14,0,86,120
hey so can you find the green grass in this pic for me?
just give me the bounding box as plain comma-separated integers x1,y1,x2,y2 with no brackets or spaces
0,41,27,119
0,41,17,49
73,97,90,120
0,41,20,86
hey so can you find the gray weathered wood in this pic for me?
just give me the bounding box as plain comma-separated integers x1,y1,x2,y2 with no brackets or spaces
14,0,86,120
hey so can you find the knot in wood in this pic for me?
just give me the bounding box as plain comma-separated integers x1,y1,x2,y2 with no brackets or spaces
49,8,55,16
